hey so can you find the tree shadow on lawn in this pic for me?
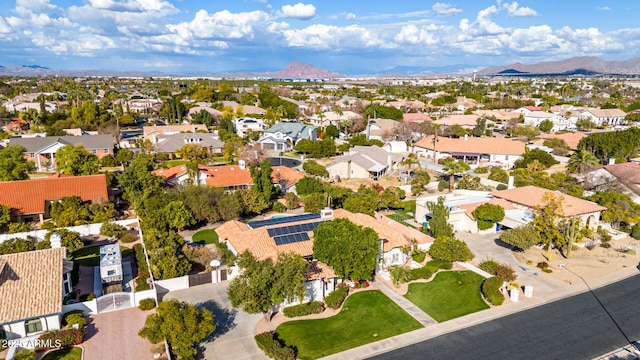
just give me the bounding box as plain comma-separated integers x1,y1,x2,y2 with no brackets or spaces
194,300,237,341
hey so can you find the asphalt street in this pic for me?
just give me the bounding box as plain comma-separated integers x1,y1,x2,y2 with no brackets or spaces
370,274,640,360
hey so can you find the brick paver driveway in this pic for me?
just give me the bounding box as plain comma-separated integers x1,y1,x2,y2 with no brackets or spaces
83,307,154,360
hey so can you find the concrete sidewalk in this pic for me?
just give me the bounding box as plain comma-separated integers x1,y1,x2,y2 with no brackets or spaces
375,281,436,326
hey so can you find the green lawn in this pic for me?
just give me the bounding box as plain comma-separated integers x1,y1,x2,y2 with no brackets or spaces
192,229,219,245
162,159,190,168
276,290,423,360
69,246,134,267
405,271,489,322
41,347,82,360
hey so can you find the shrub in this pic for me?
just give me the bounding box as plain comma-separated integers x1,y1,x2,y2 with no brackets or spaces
272,202,287,213
600,242,612,249
429,237,474,262
14,349,35,360
489,166,509,183
36,328,85,350
63,311,87,328
79,293,96,301
412,250,426,263
536,261,549,270
437,180,449,192
409,266,433,281
627,249,637,255
479,260,517,282
472,203,505,231
254,332,296,360
390,265,412,287
120,233,136,243
302,160,329,178
496,184,508,191
282,301,323,318
134,244,150,278
541,268,553,273
631,224,640,240
475,167,489,174
324,287,348,310
100,223,128,238
482,277,505,306
139,298,156,311
284,192,300,210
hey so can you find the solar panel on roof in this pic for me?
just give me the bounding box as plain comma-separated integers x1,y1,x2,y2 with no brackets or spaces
248,213,321,229
266,221,326,237
273,233,310,245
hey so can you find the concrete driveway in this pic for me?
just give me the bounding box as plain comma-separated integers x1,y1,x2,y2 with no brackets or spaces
456,231,564,295
163,282,265,360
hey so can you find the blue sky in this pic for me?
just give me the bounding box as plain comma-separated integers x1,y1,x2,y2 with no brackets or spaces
0,0,639,74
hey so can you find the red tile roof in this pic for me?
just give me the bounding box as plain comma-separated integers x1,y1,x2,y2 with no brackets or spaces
415,135,525,156
491,185,606,216
0,174,108,215
537,132,586,150
202,165,306,188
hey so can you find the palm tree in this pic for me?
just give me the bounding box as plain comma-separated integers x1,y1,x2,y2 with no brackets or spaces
442,159,470,192
567,150,600,174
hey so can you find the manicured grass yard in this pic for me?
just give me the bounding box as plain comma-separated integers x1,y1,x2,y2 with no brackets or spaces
276,290,423,360
161,159,190,168
192,229,219,245
41,347,82,360
69,246,134,267
405,271,489,322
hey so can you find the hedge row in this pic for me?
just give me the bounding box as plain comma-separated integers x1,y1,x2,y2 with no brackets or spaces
35,328,85,351
409,267,433,281
324,287,348,310
282,301,323,318
481,277,505,306
134,244,151,291
254,332,296,360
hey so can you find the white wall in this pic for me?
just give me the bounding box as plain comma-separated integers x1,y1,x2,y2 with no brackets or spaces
62,299,98,316
154,275,190,292
382,248,407,268
132,289,157,306
0,219,140,244
327,161,370,179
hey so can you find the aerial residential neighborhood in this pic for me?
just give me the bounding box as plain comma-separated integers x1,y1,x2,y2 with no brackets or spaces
3,2,640,360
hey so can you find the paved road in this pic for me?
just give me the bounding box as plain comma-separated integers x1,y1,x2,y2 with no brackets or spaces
370,274,640,360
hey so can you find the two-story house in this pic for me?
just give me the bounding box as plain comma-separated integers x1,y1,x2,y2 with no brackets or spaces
258,122,317,151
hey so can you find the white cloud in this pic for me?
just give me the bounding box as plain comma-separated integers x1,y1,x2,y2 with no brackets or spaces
432,3,462,16
282,24,382,50
502,2,538,17
596,6,611,11
167,10,270,40
395,24,438,45
346,12,357,20
278,3,317,20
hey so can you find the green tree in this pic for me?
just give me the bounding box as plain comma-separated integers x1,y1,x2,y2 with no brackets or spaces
543,138,570,156
163,200,196,231
55,144,100,175
302,160,329,177
363,103,403,121
250,160,277,204
302,193,326,212
0,145,35,180
500,225,541,251
428,237,473,262
118,155,165,209
139,299,215,360
114,149,133,166
510,125,540,141
472,203,505,230
50,196,92,226
228,252,308,320
472,117,486,137
410,171,431,196
0,237,35,255
426,197,453,239
313,218,379,281
514,149,558,170
0,204,10,231
295,177,325,195
567,150,600,174
284,192,300,209
180,186,225,223
575,118,596,131
324,125,340,139
175,144,209,163
442,159,470,191
238,188,269,215
530,192,564,261
538,119,554,133
488,166,509,183
46,229,83,252
588,191,640,228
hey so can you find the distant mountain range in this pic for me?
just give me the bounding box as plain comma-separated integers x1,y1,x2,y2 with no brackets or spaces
2,57,640,78
478,56,640,76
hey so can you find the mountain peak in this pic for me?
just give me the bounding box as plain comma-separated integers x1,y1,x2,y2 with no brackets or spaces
269,61,343,79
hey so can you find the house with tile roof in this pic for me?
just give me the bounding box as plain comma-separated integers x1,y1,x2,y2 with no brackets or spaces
153,162,306,192
307,111,362,128
491,185,606,228
258,122,317,151
326,145,399,180
9,135,114,172
402,113,433,123
362,118,401,141
414,135,525,169
216,208,418,303
581,108,627,127
0,248,72,344
153,132,224,158
143,124,208,143
0,174,109,223
582,162,640,204
435,114,492,129
536,132,586,151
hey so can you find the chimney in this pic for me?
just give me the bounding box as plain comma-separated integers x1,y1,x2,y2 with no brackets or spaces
464,134,468,141
320,207,334,219
238,159,246,170
507,175,515,190
608,158,616,166
50,233,62,249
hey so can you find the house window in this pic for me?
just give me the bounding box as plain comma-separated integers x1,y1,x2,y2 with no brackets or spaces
92,149,97,154
107,270,116,276
29,153,35,158
391,253,400,264
25,319,42,334
505,155,509,160
491,154,496,160
103,149,109,154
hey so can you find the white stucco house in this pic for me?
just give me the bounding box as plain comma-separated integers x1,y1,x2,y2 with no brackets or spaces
581,108,627,127
0,248,72,346
414,135,525,169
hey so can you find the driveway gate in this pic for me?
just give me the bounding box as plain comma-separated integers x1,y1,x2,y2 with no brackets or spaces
97,292,132,313
188,272,212,287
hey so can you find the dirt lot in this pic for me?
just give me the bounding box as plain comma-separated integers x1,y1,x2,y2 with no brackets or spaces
514,236,640,286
